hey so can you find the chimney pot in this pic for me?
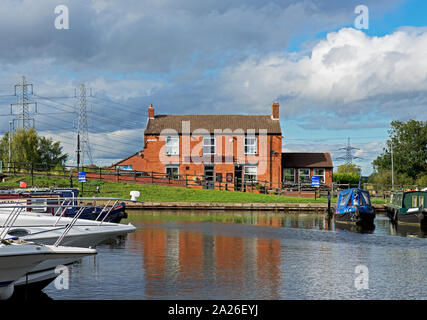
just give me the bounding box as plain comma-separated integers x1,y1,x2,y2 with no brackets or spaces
148,104,155,119
272,102,279,120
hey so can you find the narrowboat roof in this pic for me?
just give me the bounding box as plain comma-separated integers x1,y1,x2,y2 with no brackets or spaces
390,190,426,195
335,188,372,210
337,188,369,195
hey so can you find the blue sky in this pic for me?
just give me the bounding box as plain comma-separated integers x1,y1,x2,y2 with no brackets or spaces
0,0,426,175
280,0,427,174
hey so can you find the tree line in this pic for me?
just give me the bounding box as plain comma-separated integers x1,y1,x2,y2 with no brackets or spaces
0,128,67,170
333,120,427,186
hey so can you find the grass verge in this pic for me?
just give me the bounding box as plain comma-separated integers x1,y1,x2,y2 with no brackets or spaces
0,175,387,204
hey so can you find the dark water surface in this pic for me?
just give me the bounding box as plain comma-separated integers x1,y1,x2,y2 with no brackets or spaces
43,211,427,300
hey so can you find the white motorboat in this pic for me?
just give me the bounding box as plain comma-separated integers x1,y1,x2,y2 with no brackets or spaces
0,199,137,293
0,240,96,300
0,211,136,247
6,213,136,291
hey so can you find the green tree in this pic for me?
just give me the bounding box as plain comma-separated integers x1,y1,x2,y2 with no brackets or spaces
368,171,414,186
337,163,361,175
371,120,427,184
333,172,360,185
0,128,68,169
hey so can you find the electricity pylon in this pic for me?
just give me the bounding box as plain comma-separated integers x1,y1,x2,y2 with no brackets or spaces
336,138,362,164
10,76,37,130
75,84,93,169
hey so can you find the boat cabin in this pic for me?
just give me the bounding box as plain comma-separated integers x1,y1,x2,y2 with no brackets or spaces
389,190,426,212
336,188,372,213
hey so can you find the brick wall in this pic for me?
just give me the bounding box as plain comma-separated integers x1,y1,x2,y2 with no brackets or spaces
112,133,282,186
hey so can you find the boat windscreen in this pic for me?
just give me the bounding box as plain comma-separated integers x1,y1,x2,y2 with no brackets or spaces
338,192,352,208
361,191,371,206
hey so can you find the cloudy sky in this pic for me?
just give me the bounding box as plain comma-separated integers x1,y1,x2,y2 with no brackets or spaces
0,0,426,174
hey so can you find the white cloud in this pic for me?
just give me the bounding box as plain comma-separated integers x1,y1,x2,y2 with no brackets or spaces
217,27,427,121
88,77,164,101
41,128,143,166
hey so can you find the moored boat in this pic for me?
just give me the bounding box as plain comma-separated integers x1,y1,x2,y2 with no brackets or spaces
334,188,375,225
385,190,426,225
0,240,96,300
0,199,137,293
0,188,127,223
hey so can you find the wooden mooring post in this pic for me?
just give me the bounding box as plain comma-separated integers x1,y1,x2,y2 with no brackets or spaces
327,190,332,216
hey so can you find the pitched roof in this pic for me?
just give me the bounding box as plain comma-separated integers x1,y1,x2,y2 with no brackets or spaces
282,152,333,168
110,152,141,167
145,115,281,135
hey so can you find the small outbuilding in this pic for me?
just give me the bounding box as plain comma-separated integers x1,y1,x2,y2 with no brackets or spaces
282,152,333,186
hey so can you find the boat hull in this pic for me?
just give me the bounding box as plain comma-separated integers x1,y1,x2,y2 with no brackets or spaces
0,212,136,292
13,259,76,290
0,243,95,300
335,209,375,225
386,207,427,225
63,203,127,223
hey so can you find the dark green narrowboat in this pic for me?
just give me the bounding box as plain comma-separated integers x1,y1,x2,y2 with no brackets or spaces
385,190,427,225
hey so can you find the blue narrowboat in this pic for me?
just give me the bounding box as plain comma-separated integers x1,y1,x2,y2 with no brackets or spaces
334,188,375,225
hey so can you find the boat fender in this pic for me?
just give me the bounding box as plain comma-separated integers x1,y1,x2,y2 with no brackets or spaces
0,283,14,300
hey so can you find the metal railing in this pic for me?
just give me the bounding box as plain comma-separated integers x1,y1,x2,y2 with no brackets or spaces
1,161,423,199
0,196,142,246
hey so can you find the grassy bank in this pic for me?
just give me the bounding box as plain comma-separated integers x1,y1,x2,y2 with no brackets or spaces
0,175,387,204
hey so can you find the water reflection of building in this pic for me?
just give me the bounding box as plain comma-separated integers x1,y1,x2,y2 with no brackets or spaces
256,216,282,299
179,230,203,276
132,218,283,299
133,226,167,297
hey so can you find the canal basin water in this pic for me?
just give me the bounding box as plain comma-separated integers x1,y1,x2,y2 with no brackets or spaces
43,210,427,300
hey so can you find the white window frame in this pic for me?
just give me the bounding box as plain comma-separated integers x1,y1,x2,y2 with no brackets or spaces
203,136,216,155
165,166,179,179
313,168,325,184
298,168,310,183
244,136,257,155
283,168,295,183
244,165,257,183
412,196,418,208
165,136,179,156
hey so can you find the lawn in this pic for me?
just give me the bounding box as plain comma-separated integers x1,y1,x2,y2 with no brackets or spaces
0,174,387,204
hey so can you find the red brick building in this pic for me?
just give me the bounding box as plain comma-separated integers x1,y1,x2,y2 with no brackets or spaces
112,103,283,189
281,152,333,186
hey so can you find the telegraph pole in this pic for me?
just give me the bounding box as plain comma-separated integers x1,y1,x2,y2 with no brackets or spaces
10,76,37,130
76,133,81,171
8,121,12,172
75,84,93,167
391,141,394,190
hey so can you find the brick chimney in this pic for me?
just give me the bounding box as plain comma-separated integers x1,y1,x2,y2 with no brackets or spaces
148,104,155,119
272,102,279,120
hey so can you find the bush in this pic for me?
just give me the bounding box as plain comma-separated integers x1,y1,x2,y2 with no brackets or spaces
369,170,417,186
416,174,427,188
333,172,360,185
